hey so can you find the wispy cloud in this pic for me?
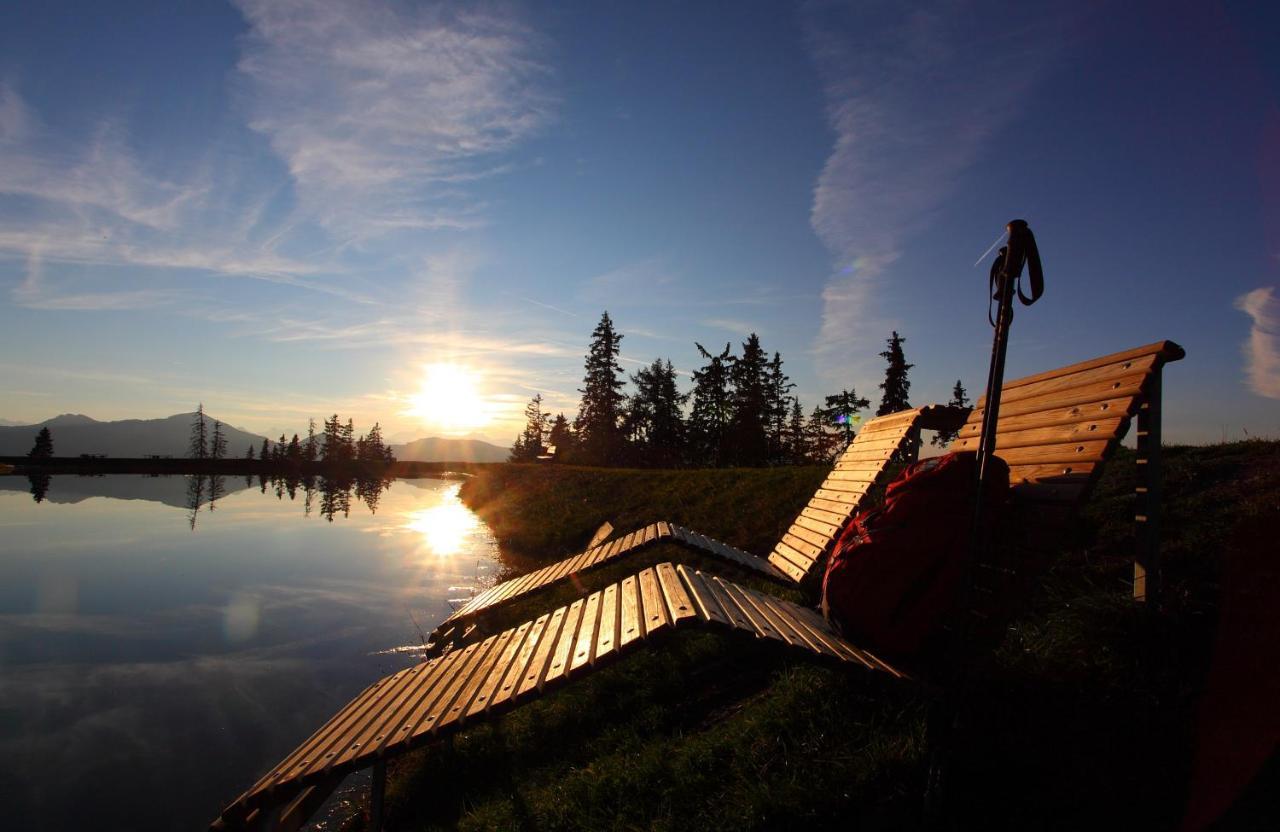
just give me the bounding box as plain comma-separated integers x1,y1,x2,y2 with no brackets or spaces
1236,286,1280,399
802,2,1065,381
233,0,554,241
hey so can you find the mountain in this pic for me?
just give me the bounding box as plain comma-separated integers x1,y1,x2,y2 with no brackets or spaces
391,436,507,463
0,413,268,458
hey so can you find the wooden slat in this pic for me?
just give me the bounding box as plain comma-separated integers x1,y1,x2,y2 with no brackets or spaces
293,667,418,781
656,520,672,538
711,577,785,642
794,513,840,539
980,354,1158,408
492,612,551,709
677,565,729,625
809,496,856,516
825,470,880,484
699,573,756,632
416,635,501,738
731,587,804,648
1007,461,1099,483
517,605,568,699
993,340,1182,392
839,434,910,453
619,574,643,649
543,598,586,688
656,562,698,625
766,552,807,583
814,487,866,504
594,582,621,663
785,522,831,550
753,596,846,662
334,662,443,768
976,378,1146,420
802,505,847,526
569,590,603,674
992,439,1112,466
438,629,516,730
838,447,896,463
467,622,531,717
834,459,898,474
772,540,814,573
952,416,1127,450
638,567,672,637
781,532,823,562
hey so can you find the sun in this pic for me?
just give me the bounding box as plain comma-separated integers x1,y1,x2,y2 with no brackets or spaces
406,363,489,433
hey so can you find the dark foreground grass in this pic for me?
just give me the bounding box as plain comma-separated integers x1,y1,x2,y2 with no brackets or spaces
361,442,1279,831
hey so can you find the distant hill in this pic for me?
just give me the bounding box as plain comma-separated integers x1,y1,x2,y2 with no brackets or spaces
0,413,268,458
391,436,507,463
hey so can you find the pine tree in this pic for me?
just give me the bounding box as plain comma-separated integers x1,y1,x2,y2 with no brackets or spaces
765,352,794,464
876,331,914,416
728,333,770,466
322,415,342,462
188,403,208,460
688,342,734,467
210,420,228,460
573,312,626,465
342,419,356,461
624,358,687,466
259,438,271,461
806,404,840,463
547,413,574,460
287,434,302,461
275,434,287,463
511,394,551,462
245,445,255,460
305,418,318,462
28,427,53,460
786,398,807,464
823,388,871,448
932,379,971,447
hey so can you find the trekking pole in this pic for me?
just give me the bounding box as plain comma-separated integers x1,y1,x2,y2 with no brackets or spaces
925,219,1043,827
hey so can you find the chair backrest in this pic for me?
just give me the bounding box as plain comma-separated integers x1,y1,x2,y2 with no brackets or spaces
767,406,958,584
947,340,1184,507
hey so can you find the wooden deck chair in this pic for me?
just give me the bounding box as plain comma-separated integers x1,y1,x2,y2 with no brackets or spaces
427,405,961,653
210,341,1183,831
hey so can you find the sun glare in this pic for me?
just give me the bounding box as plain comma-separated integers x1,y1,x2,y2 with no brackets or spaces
406,363,489,432
405,502,479,558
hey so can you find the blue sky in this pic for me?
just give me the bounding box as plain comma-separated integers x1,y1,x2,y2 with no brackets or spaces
0,0,1276,445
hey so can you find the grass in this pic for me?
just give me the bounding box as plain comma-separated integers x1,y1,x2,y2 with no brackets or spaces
359,441,1279,831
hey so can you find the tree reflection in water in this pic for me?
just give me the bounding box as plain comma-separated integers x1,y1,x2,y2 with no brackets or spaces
183,472,393,528
28,473,50,503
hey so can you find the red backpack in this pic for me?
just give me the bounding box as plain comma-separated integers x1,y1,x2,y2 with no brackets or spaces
820,451,1009,660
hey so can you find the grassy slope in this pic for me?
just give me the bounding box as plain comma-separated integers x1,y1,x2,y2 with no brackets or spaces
373,442,1279,831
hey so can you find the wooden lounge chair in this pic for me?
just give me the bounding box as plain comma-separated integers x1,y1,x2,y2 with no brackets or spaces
428,405,961,653
211,341,1183,831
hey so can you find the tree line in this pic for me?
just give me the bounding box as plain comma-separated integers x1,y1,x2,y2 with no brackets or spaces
511,311,970,467
188,406,395,466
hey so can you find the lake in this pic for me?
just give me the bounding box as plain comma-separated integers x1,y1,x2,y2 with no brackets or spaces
0,473,504,832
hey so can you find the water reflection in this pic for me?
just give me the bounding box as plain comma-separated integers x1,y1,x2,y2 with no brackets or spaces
0,474,501,832
181,473,395,529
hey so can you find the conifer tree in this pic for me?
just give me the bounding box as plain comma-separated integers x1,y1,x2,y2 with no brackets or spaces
728,333,770,466
260,438,271,461
932,379,971,447
573,312,626,465
876,331,914,416
806,404,840,463
305,418,318,462
342,419,356,460
322,414,342,462
511,394,551,462
823,388,871,448
688,342,734,467
275,434,287,463
188,403,208,460
786,399,807,464
765,352,794,464
287,434,302,461
210,420,228,460
245,445,255,460
28,427,54,460
547,413,574,460
624,358,687,466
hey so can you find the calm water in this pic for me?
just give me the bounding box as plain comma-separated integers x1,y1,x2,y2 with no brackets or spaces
0,474,503,832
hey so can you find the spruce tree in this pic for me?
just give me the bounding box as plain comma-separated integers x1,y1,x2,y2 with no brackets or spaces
322,415,341,462
28,427,54,460
728,333,770,466
245,445,255,460
305,418,318,462
547,413,573,460
806,404,840,463
573,312,626,465
188,403,208,460
342,419,356,461
511,394,551,462
287,434,302,461
786,398,807,464
765,352,794,464
624,358,687,466
932,379,971,447
823,388,871,447
260,438,271,461
688,342,734,467
210,420,228,460
876,331,914,416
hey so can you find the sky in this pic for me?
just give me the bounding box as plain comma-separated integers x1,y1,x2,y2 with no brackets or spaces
0,0,1276,446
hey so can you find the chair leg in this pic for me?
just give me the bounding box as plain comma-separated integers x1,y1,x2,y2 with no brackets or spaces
370,760,386,832
1133,370,1163,604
